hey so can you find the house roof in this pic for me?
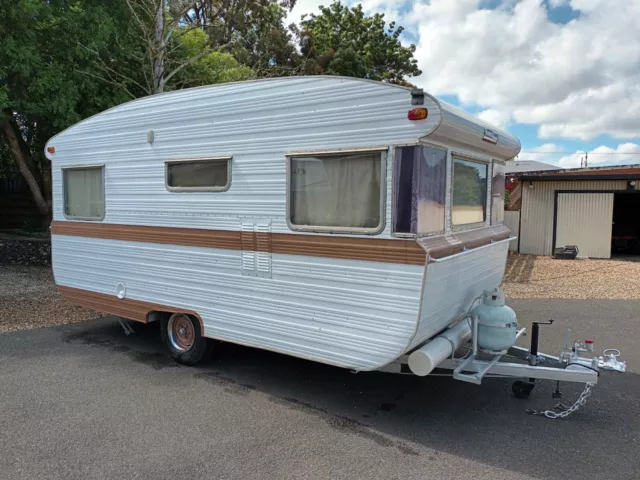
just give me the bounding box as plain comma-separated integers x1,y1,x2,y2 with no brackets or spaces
505,160,561,174
517,164,640,181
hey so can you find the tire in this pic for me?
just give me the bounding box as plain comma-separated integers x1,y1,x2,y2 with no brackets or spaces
512,380,535,399
161,313,213,366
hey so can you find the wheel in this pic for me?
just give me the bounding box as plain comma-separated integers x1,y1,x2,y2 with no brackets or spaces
161,313,213,366
512,380,535,399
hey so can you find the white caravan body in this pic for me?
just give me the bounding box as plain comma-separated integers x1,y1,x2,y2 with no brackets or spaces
46,76,521,371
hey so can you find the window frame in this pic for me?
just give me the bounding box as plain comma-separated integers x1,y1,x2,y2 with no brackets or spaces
490,159,506,225
285,146,387,235
62,164,106,221
450,154,490,231
165,156,233,193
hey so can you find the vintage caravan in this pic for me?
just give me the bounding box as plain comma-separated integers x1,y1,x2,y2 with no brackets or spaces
46,77,623,401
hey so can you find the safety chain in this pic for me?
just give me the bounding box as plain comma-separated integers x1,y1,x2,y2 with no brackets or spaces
526,382,594,419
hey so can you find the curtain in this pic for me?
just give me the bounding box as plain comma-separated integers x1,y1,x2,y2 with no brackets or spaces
64,167,104,218
393,145,446,234
290,153,381,228
168,160,229,188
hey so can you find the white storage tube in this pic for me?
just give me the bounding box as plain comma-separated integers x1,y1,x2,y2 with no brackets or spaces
408,320,472,376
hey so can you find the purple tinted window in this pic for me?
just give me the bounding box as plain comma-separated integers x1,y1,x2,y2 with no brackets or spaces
393,145,447,234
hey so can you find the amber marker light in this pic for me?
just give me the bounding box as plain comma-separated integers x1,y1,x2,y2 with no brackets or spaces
408,108,428,120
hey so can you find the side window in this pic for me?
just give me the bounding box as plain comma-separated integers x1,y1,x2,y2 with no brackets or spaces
63,166,105,220
491,160,506,224
288,150,384,232
451,157,488,226
166,157,231,191
393,145,447,235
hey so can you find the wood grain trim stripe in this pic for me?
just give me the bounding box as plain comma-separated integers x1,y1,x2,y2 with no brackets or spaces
57,285,205,334
420,224,511,259
51,221,427,265
51,221,241,250
269,232,426,265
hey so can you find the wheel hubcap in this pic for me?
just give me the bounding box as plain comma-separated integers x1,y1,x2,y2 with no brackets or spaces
168,314,195,352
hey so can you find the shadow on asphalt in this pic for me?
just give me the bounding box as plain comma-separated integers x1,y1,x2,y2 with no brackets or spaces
60,317,638,480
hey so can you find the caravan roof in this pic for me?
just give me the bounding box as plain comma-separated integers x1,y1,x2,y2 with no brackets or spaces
45,76,521,163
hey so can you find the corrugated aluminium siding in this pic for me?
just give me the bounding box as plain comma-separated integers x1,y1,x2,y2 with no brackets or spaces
504,211,520,251
556,193,614,259
47,77,442,236
52,235,425,370
520,180,626,256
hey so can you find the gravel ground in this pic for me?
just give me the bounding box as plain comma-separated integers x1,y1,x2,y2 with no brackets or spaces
0,265,104,334
502,252,640,299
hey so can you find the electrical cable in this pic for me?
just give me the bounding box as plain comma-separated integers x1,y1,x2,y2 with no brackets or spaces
564,362,600,376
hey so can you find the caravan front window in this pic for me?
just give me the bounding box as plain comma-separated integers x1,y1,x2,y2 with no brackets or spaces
288,150,384,232
393,145,447,235
452,157,488,226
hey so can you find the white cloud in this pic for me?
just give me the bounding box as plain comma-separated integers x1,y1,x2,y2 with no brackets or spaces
286,0,640,143
404,0,640,140
477,108,511,130
286,0,325,26
555,143,640,168
517,143,561,161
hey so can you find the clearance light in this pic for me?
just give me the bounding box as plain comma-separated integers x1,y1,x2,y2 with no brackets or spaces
408,108,428,120
47,146,55,154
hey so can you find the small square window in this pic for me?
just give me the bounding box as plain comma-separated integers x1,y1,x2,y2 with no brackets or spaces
452,157,488,226
166,157,231,191
63,166,105,220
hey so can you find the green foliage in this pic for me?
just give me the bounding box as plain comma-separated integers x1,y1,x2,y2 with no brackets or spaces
326,47,367,78
1,0,423,187
294,2,421,83
172,29,255,87
0,0,132,158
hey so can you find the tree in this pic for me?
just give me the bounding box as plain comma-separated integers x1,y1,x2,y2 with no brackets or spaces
0,0,262,217
0,0,131,217
176,1,299,78
292,2,421,84
170,28,254,88
91,0,295,95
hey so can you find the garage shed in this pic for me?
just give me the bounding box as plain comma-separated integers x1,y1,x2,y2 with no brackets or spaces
516,165,640,259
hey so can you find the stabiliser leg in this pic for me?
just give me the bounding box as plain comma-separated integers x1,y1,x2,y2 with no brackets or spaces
513,320,554,399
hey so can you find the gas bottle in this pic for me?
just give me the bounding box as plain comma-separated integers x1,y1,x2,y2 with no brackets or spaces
470,289,518,354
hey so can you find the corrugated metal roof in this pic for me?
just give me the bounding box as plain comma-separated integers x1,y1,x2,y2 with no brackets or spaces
505,160,561,174
519,164,640,180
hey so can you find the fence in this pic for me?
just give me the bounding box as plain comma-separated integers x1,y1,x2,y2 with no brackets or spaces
504,211,520,252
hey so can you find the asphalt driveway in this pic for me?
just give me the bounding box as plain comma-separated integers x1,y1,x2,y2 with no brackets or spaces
0,299,638,480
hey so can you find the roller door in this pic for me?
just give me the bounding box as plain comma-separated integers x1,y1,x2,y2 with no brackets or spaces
555,193,614,259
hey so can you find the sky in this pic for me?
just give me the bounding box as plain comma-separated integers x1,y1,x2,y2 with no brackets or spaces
287,0,640,168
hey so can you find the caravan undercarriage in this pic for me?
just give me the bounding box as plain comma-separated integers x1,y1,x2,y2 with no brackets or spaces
380,311,626,418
